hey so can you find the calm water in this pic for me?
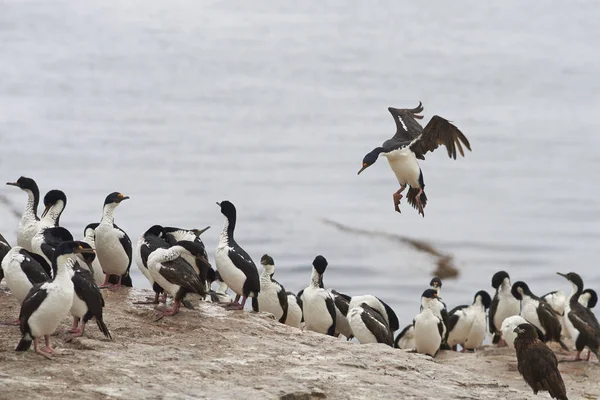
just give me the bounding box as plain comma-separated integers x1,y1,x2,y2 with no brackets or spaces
1,0,599,327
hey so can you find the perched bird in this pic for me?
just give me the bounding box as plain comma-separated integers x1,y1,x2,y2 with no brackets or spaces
430,277,443,295
357,102,471,216
512,281,569,350
347,302,393,346
1,246,50,325
68,244,112,341
16,241,94,359
284,291,303,329
299,256,336,336
214,201,260,310
348,295,400,334
489,270,520,345
253,254,288,323
147,243,207,318
580,289,597,309
542,290,570,340
135,225,170,303
94,192,132,289
426,276,449,346
414,289,444,357
447,290,492,351
394,324,416,350
557,272,600,362
77,223,106,286
501,315,529,349
513,323,569,400
6,177,40,251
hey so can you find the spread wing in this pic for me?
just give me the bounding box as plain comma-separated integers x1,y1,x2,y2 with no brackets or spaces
409,115,471,160
387,102,425,141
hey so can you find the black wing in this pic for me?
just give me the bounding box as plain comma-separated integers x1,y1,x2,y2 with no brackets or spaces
0,234,10,282
324,294,337,336
394,324,414,348
19,284,49,334
568,303,600,342
115,225,133,287
330,290,350,317
18,249,50,285
276,285,289,323
537,300,563,343
387,102,425,142
447,305,468,333
361,303,393,346
377,297,400,332
517,340,567,399
227,247,260,297
409,115,471,160
440,307,450,341
72,265,105,317
489,293,500,335
448,304,469,316
160,258,205,297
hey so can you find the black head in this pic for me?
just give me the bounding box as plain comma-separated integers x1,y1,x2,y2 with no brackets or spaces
430,277,442,290
511,281,531,301
582,289,598,308
6,176,38,192
312,255,328,274
104,192,130,205
474,290,492,309
43,190,67,208
556,272,584,292
216,201,236,219
492,271,510,290
513,323,537,339
145,225,165,238
421,288,438,299
357,147,383,175
261,254,274,266
78,242,96,264
54,240,95,259
84,223,99,235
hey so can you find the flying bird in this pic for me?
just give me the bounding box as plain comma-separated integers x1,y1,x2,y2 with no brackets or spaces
358,102,471,216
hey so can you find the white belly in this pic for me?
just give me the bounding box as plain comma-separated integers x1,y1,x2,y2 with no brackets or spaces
284,295,302,329
18,219,38,252
384,149,421,187
29,283,74,338
414,309,441,357
501,315,528,349
494,294,521,330
302,287,334,334
347,307,377,344
464,309,486,350
95,226,129,275
522,299,544,335
563,306,579,343
149,263,181,298
70,292,88,319
257,282,284,321
135,238,154,285
447,310,471,347
215,246,246,296
334,307,353,338
3,252,36,304
396,326,416,350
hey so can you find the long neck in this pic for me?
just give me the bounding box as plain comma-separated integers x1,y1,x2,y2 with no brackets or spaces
23,189,40,221
500,279,511,293
83,229,95,245
41,201,64,227
53,254,75,283
261,264,275,281
310,268,321,288
568,281,582,303
100,203,117,225
218,215,235,246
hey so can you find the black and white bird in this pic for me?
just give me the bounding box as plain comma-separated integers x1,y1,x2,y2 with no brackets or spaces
513,323,569,400
214,201,260,311
501,315,530,349
68,244,112,341
557,272,600,362
147,242,207,318
284,291,303,329
253,254,288,323
6,177,40,251
135,225,170,303
447,290,492,351
580,289,597,309
489,270,521,345
347,302,394,346
427,276,450,346
299,256,336,336
430,277,443,295
511,281,569,351
357,102,471,216
0,233,12,283
413,289,445,357
94,192,132,289
348,295,400,334
394,324,416,350
163,226,210,248
16,241,94,359
327,289,353,339
77,223,105,286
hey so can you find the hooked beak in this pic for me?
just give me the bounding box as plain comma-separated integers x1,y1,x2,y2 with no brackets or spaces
216,202,221,206
357,163,369,175
556,272,567,279
6,181,18,187
118,195,130,202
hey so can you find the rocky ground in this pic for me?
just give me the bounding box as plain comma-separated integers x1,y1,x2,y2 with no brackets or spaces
1,284,599,400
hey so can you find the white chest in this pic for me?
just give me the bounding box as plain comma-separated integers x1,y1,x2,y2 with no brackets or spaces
18,218,39,251
494,290,521,328
383,148,421,187
95,225,128,275
414,309,442,356
257,280,284,321
29,281,74,337
347,307,377,344
302,287,334,334
521,298,544,334
284,295,302,329
2,253,35,304
214,246,246,296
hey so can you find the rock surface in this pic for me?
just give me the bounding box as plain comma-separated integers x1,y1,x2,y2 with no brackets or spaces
1,284,599,400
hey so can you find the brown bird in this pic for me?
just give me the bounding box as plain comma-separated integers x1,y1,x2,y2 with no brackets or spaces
513,323,568,400
357,102,471,216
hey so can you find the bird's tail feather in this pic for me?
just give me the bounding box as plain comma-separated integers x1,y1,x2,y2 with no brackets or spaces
406,188,427,211
96,319,112,341
15,333,32,352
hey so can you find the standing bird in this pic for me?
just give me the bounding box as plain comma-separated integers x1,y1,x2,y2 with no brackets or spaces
284,292,303,329
94,192,132,289
513,323,569,400
77,223,106,286
299,256,336,336
447,290,492,351
414,289,445,357
214,201,260,311
147,243,207,318
253,254,288,323
16,241,94,359
580,289,597,309
357,102,471,216
135,225,170,303
512,281,569,351
347,302,394,346
557,272,600,362
426,276,449,346
6,177,40,251
489,270,521,345
394,324,416,350
68,245,112,341
501,315,530,349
